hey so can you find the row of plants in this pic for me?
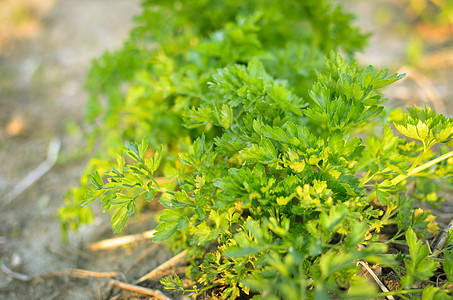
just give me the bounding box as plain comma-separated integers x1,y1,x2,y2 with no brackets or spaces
60,0,453,298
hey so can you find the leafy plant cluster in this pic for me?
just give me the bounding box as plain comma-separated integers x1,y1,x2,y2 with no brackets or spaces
60,0,366,236
61,0,453,299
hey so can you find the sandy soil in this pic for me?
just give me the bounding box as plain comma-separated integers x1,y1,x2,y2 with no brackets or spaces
0,1,452,299
0,1,169,299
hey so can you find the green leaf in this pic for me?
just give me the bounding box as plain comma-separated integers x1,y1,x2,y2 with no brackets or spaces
144,156,154,173
145,188,156,202
320,205,347,232
319,250,355,279
110,193,134,205
276,196,291,206
346,221,367,247
239,139,278,164
138,137,149,158
161,276,179,290
88,172,103,189
126,201,136,216
444,250,453,283
402,227,438,288
116,155,125,171
190,222,212,245
219,104,234,129
185,107,214,128
226,245,267,258
421,285,452,300
153,145,163,173
125,141,141,163
111,207,129,233
347,276,377,299
153,221,179,242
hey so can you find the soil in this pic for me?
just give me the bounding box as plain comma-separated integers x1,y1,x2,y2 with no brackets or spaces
0,1,452,299
0,1,175,299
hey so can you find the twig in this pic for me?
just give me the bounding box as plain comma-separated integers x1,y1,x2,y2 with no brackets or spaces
134,250,188,284
1,264,122,282
44,289,62,300
38,268,122,280
87,230,156,250
1,263,31,281
109,279,173,300
124,242,162,274
432,217,453,254
2,139,61,207
357,261,395,300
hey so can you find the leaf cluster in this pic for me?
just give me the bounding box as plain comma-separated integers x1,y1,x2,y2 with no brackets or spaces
87,55,453,298
60,0,369,235
62,0,453,299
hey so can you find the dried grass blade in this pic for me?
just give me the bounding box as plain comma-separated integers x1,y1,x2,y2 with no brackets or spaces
357,261,395,300
134,249,188,284
432,217,453,254
110,279,172,300
87,230,156,250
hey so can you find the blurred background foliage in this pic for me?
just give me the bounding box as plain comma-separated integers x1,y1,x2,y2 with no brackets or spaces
1,0,452,66
372,0,453,66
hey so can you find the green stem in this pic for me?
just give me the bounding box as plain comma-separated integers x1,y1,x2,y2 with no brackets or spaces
390,150,453,186
359,170,372,188
381,219,398,226
154,187,175,194
151,176,163,189
406,148,427,174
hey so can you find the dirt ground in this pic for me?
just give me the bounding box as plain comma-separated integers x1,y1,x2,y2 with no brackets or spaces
0,1,171,299
0,1,452,299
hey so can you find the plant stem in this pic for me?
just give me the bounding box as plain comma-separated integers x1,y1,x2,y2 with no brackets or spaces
154,187,175,194
390,150,453,186
406,148,427,174
359,170,372,187
151,176,163,189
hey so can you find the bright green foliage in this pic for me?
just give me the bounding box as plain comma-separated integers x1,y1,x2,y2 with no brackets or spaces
420,285,453,300
60,0,369,234
86,55,453,298
305,58,405,132
443,233,453,284
395,105,453,149
81,138,165,233
63,0,453,298
401,228,438,288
